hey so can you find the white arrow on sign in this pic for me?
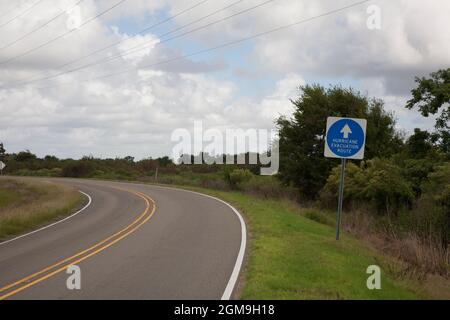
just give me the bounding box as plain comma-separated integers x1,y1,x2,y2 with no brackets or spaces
340,124,352,139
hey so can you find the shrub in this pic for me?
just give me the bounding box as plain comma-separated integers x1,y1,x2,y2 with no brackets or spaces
224,168,253,189
359,159,415,214
229,169,253,189
276,85,402,199
401,159,436,197
241,175,297,200
319,162,362,208
221,165,238,187
33,168,62,177
320,159,414,215
61,161,95,178
424,163,450,210
417,163,450,244
302,208,335,226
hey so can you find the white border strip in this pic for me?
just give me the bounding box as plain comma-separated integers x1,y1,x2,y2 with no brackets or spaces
0,191,92,247
132,183,247,300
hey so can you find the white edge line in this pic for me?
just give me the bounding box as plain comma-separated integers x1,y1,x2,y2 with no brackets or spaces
0,190,92,247
122,182,247,301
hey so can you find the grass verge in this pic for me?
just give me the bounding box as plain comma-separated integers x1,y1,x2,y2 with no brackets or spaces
8,176,448,299
147,183,449,300
0,178,85,240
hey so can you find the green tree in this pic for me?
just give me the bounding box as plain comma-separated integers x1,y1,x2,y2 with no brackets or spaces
123,156,135,163
404,128,434,159
418,163,450,244
156,156,173,167
365,100,404,158
228,169,253,189
14,150,37,162
406,68,450,129
319,162,363,207
402,159,435,197
321,159,414,215
276,84,402,198
44,155,59,162
0,142,5,161
406,68,450,154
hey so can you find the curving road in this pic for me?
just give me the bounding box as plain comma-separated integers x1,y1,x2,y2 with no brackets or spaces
0,178,246,300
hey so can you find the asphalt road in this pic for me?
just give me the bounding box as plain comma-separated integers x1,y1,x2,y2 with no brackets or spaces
0,178,246,300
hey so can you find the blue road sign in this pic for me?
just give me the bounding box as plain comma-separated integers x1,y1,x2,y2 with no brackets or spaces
324,117,367,160
324,117,367,240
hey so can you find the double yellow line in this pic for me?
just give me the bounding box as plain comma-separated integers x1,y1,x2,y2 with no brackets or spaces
0,187,156,300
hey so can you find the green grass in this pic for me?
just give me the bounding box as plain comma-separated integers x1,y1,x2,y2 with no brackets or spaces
8,174,437,299
153,184,423,299
0,178,84,239
0,188,21,208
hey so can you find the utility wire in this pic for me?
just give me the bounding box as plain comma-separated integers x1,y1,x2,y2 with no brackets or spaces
0,0,86,50
0,0,44,30
9,0,272,87
30,0,212,73
104,0,273,64
157,0,245,39
33,0,370,91
0,1,32,21
0,0,127,66
2,0,211,87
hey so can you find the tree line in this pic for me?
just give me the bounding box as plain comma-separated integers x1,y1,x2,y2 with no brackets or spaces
0,68,448,249
276,68,449,247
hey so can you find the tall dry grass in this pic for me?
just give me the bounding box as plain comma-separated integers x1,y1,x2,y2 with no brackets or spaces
0,178,84,239
343,210,450,278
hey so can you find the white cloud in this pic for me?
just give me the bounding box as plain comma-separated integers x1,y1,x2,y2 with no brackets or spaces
113,26,160,65
165,0,449,93
259,73,305,122
0,0,446,159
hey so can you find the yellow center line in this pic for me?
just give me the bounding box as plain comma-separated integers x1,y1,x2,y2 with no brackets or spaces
0,187,149,294
0,186,149,293
0,187,156,300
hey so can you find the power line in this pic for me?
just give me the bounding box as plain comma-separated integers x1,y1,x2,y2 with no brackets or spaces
0,0,86,50
125,0,211,39
9,0,273,87
0,1,32,21
1,0,211,87
33,0,370,91
0,0,44,30
0,0,127,66
104,0,273,67
55,0,234,72
157,0,245,39
22,0,212,76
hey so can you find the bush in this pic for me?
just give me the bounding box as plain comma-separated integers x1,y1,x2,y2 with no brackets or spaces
321,159,414,215
424,163,450,211
276,85,402,199
401,159,436,197
302,208,335,226
360,159,415,214
14,168,62,177
222,167,253,189
33,168,62,177
417,163,450,244
221,165,238,187
61,161,95,178
228,169,253,189
241,175,297,200
319,162,362,208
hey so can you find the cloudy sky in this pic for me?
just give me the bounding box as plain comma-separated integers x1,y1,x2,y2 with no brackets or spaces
0,0,448,159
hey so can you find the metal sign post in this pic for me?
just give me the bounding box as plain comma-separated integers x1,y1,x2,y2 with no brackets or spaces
336,158,346,240
324,117,367,240
0,161,5,176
